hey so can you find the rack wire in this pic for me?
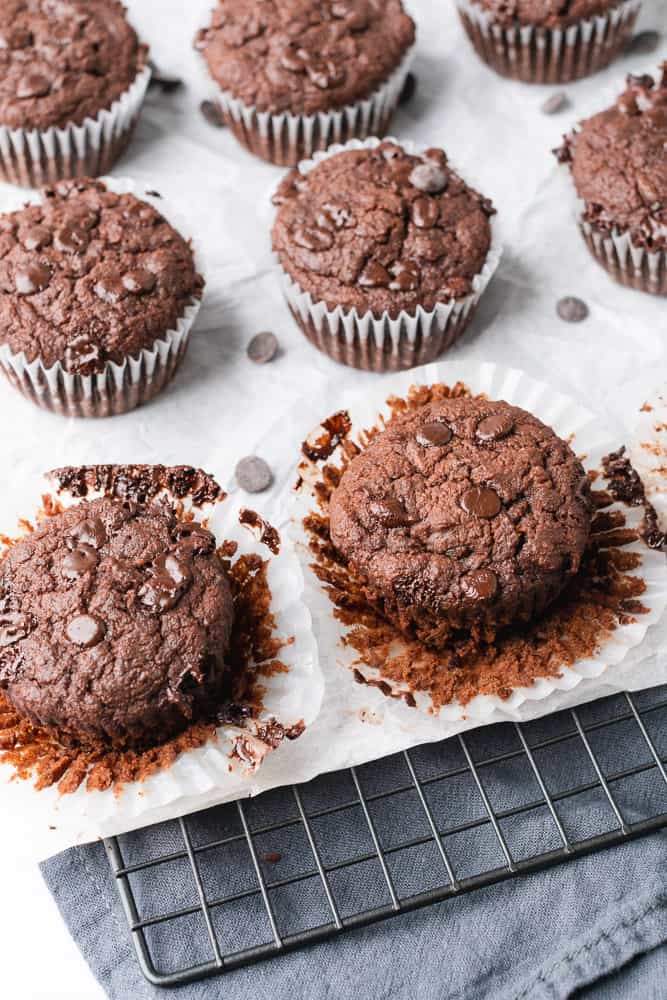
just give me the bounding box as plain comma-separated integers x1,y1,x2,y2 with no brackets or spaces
106,685,667,987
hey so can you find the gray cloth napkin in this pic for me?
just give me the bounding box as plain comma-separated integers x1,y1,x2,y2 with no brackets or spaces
41,688,667,1000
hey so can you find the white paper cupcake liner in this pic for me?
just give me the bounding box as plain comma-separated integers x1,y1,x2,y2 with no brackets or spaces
0,476,323,842
204,45,415,166
0,178,205,418
0,64,151,189
273,137,502,372
456,0,640,83
284,360,667,727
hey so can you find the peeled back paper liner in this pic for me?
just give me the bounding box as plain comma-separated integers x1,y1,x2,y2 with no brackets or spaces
0,64,151,189
456,0,641,84
272,137,503,372
200,45,415,167
0,177,205,418
283,360,667,731
0,475,323,843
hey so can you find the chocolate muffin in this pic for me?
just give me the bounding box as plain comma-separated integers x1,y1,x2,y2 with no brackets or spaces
457,0,639,83
556,66,667,295
0,178,204,417
194,0,415,165
329,397,592,649
271,140,497,370
0,497,233,748
0,1,150,187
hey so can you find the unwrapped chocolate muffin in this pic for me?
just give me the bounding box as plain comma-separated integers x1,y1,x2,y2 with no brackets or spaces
329,396,592,648
0,0,150,187
556,65,667,295
457,0,640,84
271,139,499,371
194,0,415,166
0,178,204,417
0,496,233,748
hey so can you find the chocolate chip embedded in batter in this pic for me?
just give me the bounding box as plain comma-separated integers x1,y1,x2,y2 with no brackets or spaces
460,486,502,519
461,568,498,601
409,162,448,194
62,545,99,579
411,197,439,229
15,263,50,295
94,271,128,304
54,226,89,254
122,269,157,294
476,413,514,442
416,422,452,447
293,224,334,252
557,296,589,322
22,225,51,251
389,260,420,292
66,614,105,648
139,552,193,613
16,72,51,99
359,260,391,288
369,497,411,527
68,517,107,550
174,522,216,555
236,456,273,494
247,331,279,364
0,611,32,646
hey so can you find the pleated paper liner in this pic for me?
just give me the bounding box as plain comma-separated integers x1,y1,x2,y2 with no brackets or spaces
0,178,205,418
0,64,151,189
579,219,667,296
286,361,667,728
456,0,640,84
272,137,503,372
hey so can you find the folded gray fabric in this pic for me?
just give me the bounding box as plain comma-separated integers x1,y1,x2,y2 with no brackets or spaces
41,688,667,999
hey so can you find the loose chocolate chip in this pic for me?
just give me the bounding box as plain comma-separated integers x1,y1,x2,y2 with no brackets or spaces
416,422,452,447
15,263,50,295
369,497,411,527
359,260,391,288
476,414,514,442
145,190,162,199
148,66,183,93
557,296,589,322
236,456,273,494
62,544,98,579
16,72,51,99
0,611,31,646
68,517,107,550
624,30,661,56
247,331,278,364
462,568,498,601
200,99,225,128
122,269,157,294
399,72,417,106
460,486,502,519
66,614,105,648
54,225,89,254
409,162,448,194
412,197,439,229
541,92,569,115
22,225,51,251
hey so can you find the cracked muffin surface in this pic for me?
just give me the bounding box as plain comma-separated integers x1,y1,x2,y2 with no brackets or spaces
272,142,495,317
0,497,233,748
329,397,592,648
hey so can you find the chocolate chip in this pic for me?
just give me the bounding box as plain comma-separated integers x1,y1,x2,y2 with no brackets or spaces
461,568,498,601
247,331,278,364
174,523,216,555
306,58,346,91
54,225,89,254
476,414,514,442
68,517,107,550
359,260,391,288
293,224,334,252
0,27,32,49
281,46,306,73
236,456,273,493
62,545,98,579
541,92,569,115
412,197,439,229
399,72,417,106
557,296,589,322
148,65,183,93
94,272,128,304
66,614,105,648
15,264,50,295
16,72,51,99
0,611,31,646
64,336,101,373
122,269,157,294
139,553,193,613
200,99,225,128
369,497,411,527
460,486,502,519
624,30,661,55
416,422,452,447
409,162,448,194
389,261,420,292
22,225,51,251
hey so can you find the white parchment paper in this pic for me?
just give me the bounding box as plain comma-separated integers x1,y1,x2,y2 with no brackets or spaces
0,0,665,858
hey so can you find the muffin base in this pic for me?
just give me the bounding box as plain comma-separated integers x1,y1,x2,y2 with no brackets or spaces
580,219,667,296
212,48,414,167
0,65,151,188
456,0,640,83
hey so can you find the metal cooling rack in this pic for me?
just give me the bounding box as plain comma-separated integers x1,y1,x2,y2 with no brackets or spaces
106,686,667,987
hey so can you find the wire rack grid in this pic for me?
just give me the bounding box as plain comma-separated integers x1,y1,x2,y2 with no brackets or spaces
105,685,667,988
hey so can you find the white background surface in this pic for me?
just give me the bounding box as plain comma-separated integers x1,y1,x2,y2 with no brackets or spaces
1,0,666,996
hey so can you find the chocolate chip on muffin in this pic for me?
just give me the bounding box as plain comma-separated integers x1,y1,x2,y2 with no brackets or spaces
328,397,592,649
0,497,233,748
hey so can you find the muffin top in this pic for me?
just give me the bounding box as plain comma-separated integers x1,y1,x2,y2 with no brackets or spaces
194,0,415,116
0,0,147,131
329,397,591,645
0,179,203,373
557,67,667,246
0,497,233,747
468,0,623,29
272,142,495,316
